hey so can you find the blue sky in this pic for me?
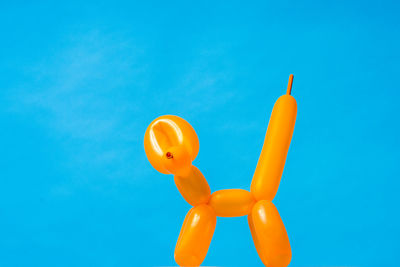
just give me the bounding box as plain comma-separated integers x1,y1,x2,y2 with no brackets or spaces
1,1,399,266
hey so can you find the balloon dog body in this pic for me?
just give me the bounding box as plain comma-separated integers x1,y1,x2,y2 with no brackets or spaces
144,75,297,267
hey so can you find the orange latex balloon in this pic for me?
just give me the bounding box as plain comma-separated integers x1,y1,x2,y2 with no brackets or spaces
161,145,192,176
248,201,292,267
144,75,297,267
251,75,297,201
175,205,216,266
174,166,211,206
144,115,199,175
209,189,255,217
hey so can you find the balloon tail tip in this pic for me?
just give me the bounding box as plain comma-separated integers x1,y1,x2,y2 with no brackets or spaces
287,74,294,95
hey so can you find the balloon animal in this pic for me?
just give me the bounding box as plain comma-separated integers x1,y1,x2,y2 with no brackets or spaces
144,75,297,267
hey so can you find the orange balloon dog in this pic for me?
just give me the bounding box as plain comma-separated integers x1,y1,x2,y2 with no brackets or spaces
144,75,297,267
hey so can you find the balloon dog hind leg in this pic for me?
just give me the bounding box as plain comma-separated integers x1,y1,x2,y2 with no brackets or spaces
248,201,291,267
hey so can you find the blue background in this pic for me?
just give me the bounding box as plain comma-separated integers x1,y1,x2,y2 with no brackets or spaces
1,1,399,266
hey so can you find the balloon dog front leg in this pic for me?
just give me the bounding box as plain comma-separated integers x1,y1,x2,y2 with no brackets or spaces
175,204,216,266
